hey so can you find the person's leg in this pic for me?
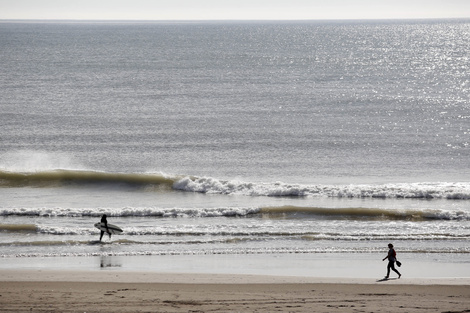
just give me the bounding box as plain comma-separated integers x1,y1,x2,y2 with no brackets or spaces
100,231,104,241
391,262,401,277
386,262,392,278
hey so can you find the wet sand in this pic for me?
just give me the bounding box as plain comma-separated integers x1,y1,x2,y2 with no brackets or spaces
1,270,469,312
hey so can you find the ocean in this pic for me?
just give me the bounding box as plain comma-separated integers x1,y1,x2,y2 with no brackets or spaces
0,20,469,276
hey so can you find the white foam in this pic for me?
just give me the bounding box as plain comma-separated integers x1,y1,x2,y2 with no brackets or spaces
173,177,470,199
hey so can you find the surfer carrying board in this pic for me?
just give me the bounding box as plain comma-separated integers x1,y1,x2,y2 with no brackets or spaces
99,214,112,241
94,217,122,241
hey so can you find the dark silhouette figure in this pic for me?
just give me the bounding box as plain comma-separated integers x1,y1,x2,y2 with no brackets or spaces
99,214,111,241
382,243,401,279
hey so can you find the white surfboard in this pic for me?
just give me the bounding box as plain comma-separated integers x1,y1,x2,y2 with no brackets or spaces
94,222,123,234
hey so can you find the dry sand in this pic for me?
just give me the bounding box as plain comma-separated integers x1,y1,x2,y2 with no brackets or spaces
1,270,469,312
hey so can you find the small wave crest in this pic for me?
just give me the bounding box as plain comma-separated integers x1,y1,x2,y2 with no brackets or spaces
4,224,469,238
0,224,37,233
260,206,470,221
3,246,470,258
1,206,467,221
0,207,261,218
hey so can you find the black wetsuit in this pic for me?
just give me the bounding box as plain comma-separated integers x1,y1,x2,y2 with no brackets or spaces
99,215,111,241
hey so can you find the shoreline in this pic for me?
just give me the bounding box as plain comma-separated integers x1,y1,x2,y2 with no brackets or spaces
1,268,470,285
1,253,469,278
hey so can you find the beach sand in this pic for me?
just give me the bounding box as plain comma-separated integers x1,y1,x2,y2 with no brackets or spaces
1,270,469,313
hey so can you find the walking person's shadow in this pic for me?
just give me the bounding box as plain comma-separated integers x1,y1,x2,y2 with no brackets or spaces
377,277,399,282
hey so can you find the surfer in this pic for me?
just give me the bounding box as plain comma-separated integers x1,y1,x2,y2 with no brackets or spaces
99,214,112,241
382,243,401,279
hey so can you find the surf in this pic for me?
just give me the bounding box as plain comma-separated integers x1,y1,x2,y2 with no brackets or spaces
174,176,470,200
1,206,468,221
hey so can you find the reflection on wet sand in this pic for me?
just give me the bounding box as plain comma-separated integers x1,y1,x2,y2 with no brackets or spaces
100,256,122,269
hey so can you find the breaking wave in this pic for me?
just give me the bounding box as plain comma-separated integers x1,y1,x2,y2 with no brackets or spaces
1,169,470,199
174,176,470,199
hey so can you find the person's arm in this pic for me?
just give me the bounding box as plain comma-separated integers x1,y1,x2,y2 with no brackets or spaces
383,250,390,261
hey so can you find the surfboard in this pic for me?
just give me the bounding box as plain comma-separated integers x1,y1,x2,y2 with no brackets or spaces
94,222,123,234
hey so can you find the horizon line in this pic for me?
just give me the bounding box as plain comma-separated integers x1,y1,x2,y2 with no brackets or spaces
1,17,469,23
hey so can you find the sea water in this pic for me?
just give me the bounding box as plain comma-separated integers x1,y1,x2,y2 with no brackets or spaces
0,20,469,275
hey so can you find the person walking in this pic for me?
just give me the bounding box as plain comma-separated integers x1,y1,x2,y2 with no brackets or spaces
382,243,401,279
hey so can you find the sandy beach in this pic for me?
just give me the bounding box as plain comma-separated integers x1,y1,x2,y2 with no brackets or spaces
1,270,469,313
